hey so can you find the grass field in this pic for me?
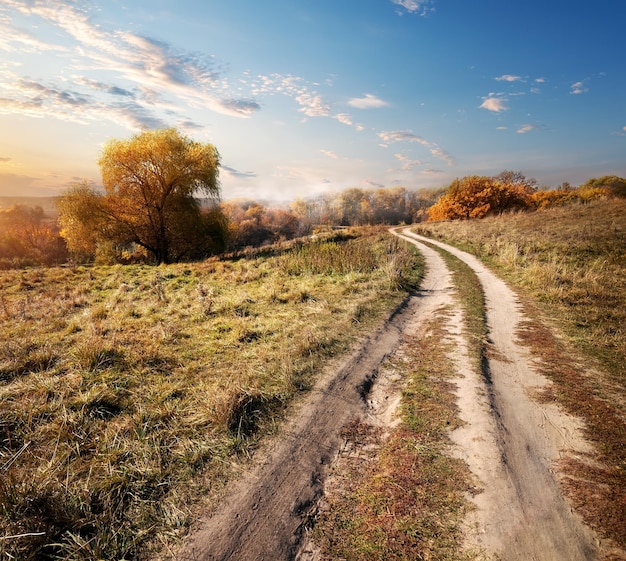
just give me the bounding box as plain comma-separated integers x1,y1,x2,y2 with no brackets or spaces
0,228,422,561
415,198,626,551
2,199,624,559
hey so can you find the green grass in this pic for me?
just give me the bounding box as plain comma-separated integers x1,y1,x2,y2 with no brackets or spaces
414,198,626,551
0,228,422,561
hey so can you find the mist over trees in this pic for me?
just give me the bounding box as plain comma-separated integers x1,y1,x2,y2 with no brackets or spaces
0,204,67,267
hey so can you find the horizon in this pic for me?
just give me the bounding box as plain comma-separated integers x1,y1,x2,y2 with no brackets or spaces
1,0,625,200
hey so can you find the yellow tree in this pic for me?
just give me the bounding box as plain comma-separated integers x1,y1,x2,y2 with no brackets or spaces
59,128,221,264
56,181,107,259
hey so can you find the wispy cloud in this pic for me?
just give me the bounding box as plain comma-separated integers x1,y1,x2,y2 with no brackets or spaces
379,130,428,145
247,73,368,130
0,156,11,163
296,92,331,117
394,153,422,170
334,113,352,126
612,126,626,137
570,81,588,95
249,73,344,123
517,124,537,134
321,150,338,159
495,74,522,82
0,72,171,129
348,93,389,109
391,0,433,16
422,168,445,176
0,0,261,130
379,130,454,166
480,94,508,112
0,20,67,53
74,77,135,98
221,165,257,179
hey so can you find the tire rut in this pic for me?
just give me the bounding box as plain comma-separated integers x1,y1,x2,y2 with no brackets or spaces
396,229,599,561
175,295,423,561
175,229,600,561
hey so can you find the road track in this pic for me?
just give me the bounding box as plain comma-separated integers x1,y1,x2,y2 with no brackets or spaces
175,229,599,560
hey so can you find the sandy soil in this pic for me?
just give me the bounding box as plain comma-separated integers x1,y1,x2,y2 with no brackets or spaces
174,229,600,561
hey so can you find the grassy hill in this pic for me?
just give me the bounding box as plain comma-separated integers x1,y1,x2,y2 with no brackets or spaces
0,229,422,560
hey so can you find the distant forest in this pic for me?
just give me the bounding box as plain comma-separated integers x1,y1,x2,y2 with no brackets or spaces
1,173,624,268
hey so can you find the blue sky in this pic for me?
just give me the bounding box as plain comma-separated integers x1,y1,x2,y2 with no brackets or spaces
0,0,624,201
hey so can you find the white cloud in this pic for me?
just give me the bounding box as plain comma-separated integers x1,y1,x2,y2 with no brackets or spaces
0,0,262,127
517,124,537,134
535,77,545,83
571,81,588,95
250,73,347,124
495,74,522,82
0,72,175,129
480,94,508,112
333,113,353,126
295,92,330,117
321,150,338,159
379,130,428,146
348,93,389,109
379,130,454,166
395,153,422,170
391,0,433,16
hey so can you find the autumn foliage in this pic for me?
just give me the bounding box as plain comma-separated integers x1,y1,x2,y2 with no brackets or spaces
0,205,67,267
427,173,626,222
428,174,535,221
57,128,224,264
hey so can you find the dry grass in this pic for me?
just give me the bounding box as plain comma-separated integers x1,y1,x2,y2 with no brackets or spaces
415,199,626,554
310,243,490,561
0,228,422,561
312,315,478,561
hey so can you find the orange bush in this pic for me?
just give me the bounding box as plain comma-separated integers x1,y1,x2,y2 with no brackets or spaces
428,175,534,221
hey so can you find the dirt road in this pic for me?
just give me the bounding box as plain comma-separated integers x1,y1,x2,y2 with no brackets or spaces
175,229,599,560
396,229,599,560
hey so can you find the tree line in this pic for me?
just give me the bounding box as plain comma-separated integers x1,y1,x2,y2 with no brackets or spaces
1,127,624,268
427,171,626,221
